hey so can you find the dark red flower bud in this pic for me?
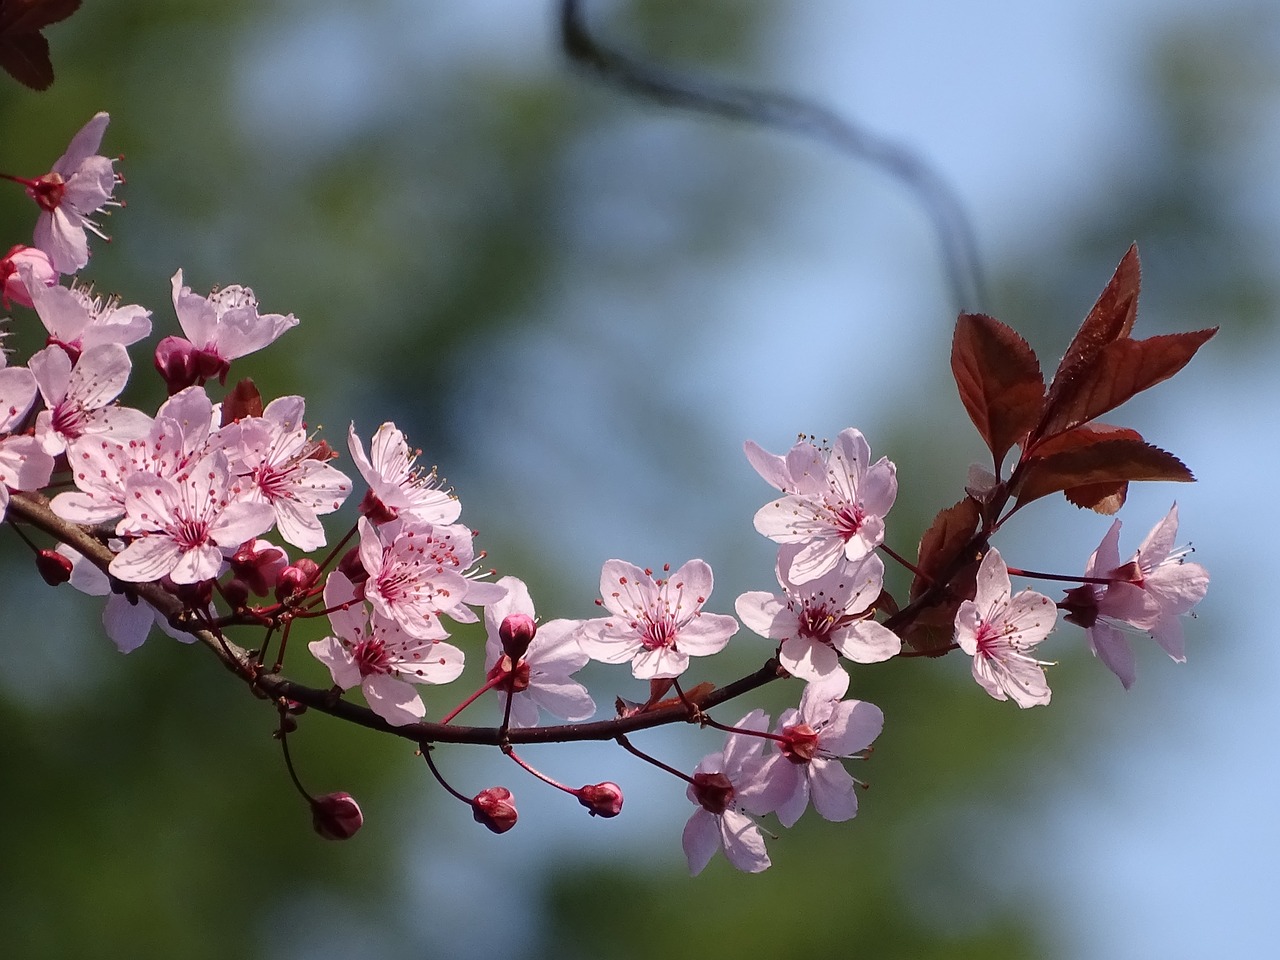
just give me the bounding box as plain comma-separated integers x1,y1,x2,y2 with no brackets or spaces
498,613,536,661
311,791,363,841
154,335,199,394
35,548,73,586
577,781,624,818
337,546,369,585
472,786,518,834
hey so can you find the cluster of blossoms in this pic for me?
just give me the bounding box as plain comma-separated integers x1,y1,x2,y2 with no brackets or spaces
0,113,1213,875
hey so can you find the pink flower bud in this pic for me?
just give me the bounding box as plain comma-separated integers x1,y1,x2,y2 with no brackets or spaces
276,559,320,603
577,781,624,818
230,540,288,597
499,612,536,660
1,245,55,308
35,548,74,586
311,791,363,840
472,786,518,834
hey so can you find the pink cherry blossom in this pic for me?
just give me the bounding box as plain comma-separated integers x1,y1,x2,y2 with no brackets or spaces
55,545,179,653
109,452,276,584
30,344,151,455
746,428,897,584
682,709,775,875
757,671,884,827
357,517,471,639
167,269,299,384
578,559,738,680
19,113,122,274
308,572,465,726
25,272,152,358
954,548,1057,707
0,365,55,521
348,421,461,526
52,390,218,526
1063,504,1209,689
217,396,352,550
483,575,594,727
735,544,900,684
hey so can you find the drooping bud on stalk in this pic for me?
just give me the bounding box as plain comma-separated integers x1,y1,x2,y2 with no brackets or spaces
276,559,319,603
311,791,363,840
472,786,518,834
576,781,624,818
498,612,536,661
35,547,73,586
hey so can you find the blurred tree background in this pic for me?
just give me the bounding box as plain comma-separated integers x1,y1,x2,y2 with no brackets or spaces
1,1,1275,958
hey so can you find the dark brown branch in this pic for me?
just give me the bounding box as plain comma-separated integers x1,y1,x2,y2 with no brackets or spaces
7,489,788,747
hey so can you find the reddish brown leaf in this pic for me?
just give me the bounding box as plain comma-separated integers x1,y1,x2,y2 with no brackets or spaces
222,379,264,425
902,612,959,657
1013,438,1193,507
910,497,981,602
1039,328,1218,437
1064,480,1128,514
951,312,1045,466
1031,422,1142,457
1041,246,1140,432
0,28,51,89
0,0,81,90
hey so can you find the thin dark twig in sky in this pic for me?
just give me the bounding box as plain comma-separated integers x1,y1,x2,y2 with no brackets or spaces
559,0,987,311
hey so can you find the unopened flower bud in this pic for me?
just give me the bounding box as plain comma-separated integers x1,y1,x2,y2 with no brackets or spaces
154,335,199,394
472,786,518,834
337,546,369,586
222,577,249,609
35,548,73,586
577,781,624,818
231,539,288,596
499,613,536,661
1,245,55,309
311,791,363,840
276,559,319,602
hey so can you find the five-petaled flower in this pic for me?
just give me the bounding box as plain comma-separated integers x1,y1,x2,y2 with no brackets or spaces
736,544,900,684
1062,504,1209,689
682,709,777,875
745,428,897,584
578,559,738,679
954,548,1057,707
